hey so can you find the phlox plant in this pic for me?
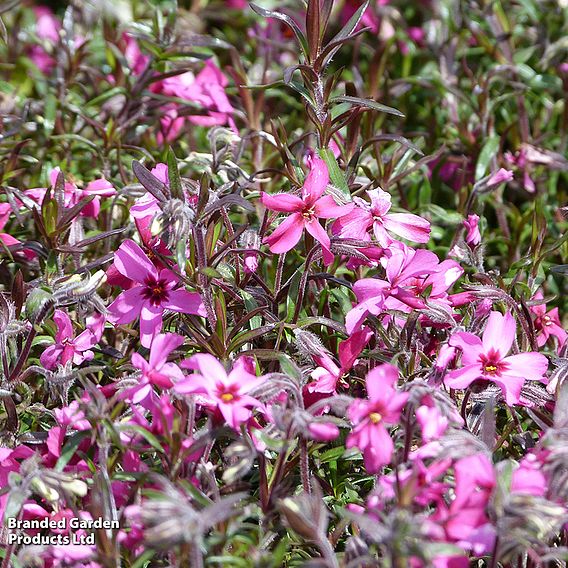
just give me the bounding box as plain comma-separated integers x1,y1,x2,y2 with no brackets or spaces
0,0,567,567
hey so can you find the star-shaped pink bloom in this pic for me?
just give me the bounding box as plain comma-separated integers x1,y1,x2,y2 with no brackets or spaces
261,158,354,265
128,333,185,405
445,311,548,405
307,326,373,395
41,310,105,370
26,168,115,218
530,291,567,348
333,187,430,247
346,363,409,473
174,354,266,430
107,239,206,347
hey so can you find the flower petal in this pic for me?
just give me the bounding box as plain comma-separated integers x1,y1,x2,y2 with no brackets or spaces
313,196,355,219
382,212,431,243
260,192,304,213
449,332,484,366
301,158,329,203
139,303,163,348
114,239,157,283
444,364,483,390
163,289,206,316
304,219,332,264
264,213,305,254
502,352,548,382
107,287,144,325
482,311,516,357
148,333,184,369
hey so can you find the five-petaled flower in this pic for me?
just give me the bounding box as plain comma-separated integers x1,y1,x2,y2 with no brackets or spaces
333,187,430,247
41,310,105,370
107,239,206,347
174,354,266,430
128,333,185,405
445,311,548,405
530,291,567,348
261,158,353,265
346,363,409,473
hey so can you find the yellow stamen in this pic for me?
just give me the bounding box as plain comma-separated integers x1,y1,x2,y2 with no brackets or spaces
220,393,234,402
369,412,382,424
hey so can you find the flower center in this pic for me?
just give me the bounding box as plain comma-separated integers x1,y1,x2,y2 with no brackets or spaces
478,348,508,378
369,412,382,424
220,392,234,402
543,315,552,326
302,207,315,220
142,277,169,306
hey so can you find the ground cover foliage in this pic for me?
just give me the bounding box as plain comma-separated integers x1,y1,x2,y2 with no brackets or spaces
1,0,568,566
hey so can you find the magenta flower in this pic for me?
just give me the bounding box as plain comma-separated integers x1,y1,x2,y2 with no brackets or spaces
0,203,35,259
307,326,373,395
153,60,236,142
122,33,149,76
41,310,105,370
174,354,266,430
261,158,353,265
511,454,547,497
486,168,514,187
333,187,430,247
107,239,206,347
345,243,462,333
439,453,496,553
346,363,409,473
128,333,185,404
445,311,548,405
530,291,567,348
463,214,481,246
26,168,116,218
416,405,449,442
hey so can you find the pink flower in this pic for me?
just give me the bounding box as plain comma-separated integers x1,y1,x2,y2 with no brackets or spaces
174,354,266,430
346,244,462,333
333,187,430,247
122,33,149,76
107,240,206,347
445,311,548,405
153,60,236,142
346,363,409,473
0,203,35,259
440,454,496,553
54,401,90,431
40,310,105,370
416,405,449,442
487,168,513,187
34,7,61,42
0,446,35,519
261,158,353,265
511,454,547,497
307,422,340,441
128,333,185,404
463,214,481,246
505,148,535,193
306,326,373,395
26,168,116,218
530,291,567,348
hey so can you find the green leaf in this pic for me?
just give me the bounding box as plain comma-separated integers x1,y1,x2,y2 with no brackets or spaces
330,95,404,117
116,424,165,453
249,4,309,59
56,430,92,472
167,147,183,199
43,93,57,137
475,135,500,181
318,147,351,203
